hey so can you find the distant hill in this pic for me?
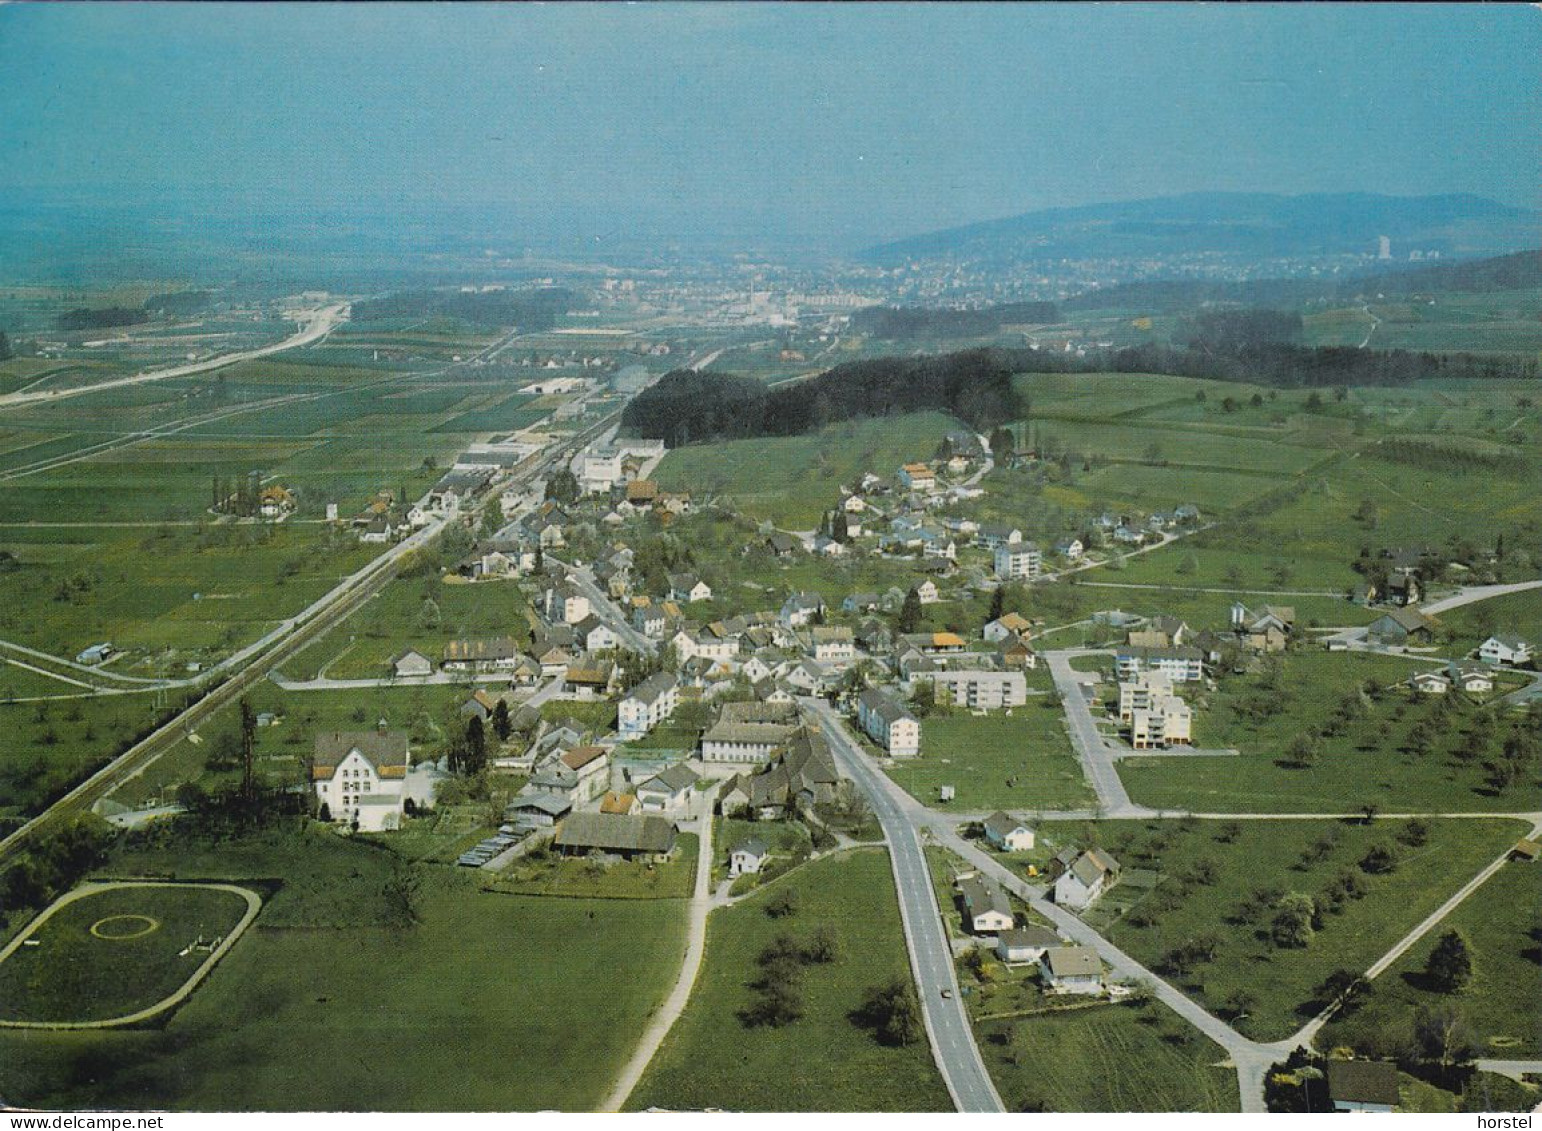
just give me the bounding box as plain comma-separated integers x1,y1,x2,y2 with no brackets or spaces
862,192,1540,269
1064,249,1542,313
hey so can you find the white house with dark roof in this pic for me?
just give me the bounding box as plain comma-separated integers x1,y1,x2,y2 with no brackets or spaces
1039,946,1103,995
636,762,700,814
996,925,1060,964
982,811,1036,852
618,672,680,739
313,726,411,832
957,874,1014,934
1054,848,1121,911
856,689,920,756
729,838,769,877
1478,633,1533,667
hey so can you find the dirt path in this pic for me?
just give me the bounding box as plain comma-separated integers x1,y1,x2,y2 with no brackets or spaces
601,804,714,1112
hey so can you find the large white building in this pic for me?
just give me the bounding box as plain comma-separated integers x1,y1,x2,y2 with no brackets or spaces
1115,645,1204,684
920,668,1027,710
580,447,624,495
1118,670,1192,748
856,689,920,756
313,728,411,832
993,543,1042,582
617,673,680,740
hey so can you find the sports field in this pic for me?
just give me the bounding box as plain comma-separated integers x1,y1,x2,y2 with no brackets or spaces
0,881,259,1026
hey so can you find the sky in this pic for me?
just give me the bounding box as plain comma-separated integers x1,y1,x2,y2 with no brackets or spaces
1,2,1539,252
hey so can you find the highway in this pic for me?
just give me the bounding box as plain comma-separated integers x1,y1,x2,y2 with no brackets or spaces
804,698,1004,1114
0,303,350,409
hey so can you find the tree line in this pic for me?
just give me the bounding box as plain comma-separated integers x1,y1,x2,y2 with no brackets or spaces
850,301,1060,340
621,335,1536,450
621,348,1021,447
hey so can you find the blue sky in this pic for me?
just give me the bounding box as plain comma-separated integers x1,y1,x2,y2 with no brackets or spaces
1,3,1537,248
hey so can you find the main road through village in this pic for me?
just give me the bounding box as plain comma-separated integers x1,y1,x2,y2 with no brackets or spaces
805,697,1005,1113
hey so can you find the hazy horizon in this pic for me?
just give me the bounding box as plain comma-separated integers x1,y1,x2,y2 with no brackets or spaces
2,3,1539,256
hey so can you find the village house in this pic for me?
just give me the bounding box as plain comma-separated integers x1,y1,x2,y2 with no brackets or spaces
1327,1060,1401,1114
765,532,800,558
1449,664,1494,695
617,672,680,740
441,637,523,674
392,649,433,679
1366,607,1438,648
982,811,1036,852
1410,669,1451,695
563,662,616,700
635,762,700,814
779,591,826,628
669,572,713,603
996,925,1061,964
915,579,941,605
976,523,1023,551
898,462,936,493
1478,633,1534,667
856,689,921,756
1385,569,1420,607
1053,537,1084,561
1054,848,1121,911
958,874,1014,934
808,625,856,664
1039,946,1104,995
729,838,769,877
313,726,410,833
983,612,1033,643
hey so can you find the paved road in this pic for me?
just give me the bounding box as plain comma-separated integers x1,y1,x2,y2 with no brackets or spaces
1419,578,1542,617
562,563,658,655
804,698,1004,1113
1475,1060,1542,1083
1042,649,1145,817
0,303,349,409
602,798,715,1112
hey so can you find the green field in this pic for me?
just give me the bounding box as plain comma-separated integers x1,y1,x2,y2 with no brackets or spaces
626,848,950,1112
283,572,536,681
1120,651,1542,813
0,692,175,821
886,707,1095,812
654,411,962,529
0,824,686,1110
0,883,254,1024
1096,816,1524,1040
976,999,1240,1112
1320,858,1542,1059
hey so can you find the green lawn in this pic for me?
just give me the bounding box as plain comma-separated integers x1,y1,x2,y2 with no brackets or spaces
886,707,1095,812
0,823,687,1111
626,848,950,1112
0,883,253,1024
1121,651,1542,813
1095,816,1525,1040
654,411,963,529
976,998,1240,1112
1320,857,1542,1059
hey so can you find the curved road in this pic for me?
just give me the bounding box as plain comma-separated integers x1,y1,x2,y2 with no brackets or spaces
0,303,349,410
804,698,1004,1113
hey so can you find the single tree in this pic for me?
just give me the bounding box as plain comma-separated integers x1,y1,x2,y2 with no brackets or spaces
1425,929,1474,993
897,587,923,634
